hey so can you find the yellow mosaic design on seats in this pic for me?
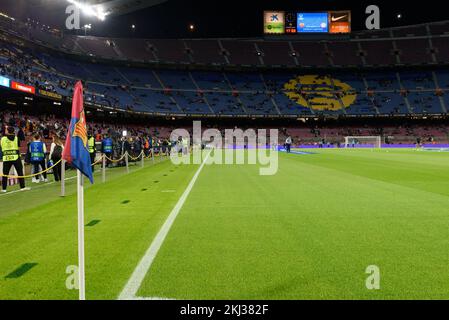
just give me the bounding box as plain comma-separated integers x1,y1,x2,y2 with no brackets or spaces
284,75,357,111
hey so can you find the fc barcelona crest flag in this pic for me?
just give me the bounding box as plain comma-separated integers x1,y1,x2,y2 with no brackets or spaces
62,81,94,184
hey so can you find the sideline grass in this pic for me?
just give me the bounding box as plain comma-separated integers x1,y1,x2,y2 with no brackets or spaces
0,158,198,299
1,160,150,218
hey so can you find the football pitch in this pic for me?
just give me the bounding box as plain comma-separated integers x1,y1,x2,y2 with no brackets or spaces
1,149,449,300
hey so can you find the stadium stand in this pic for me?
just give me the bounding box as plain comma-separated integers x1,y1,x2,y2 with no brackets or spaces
1,14,449,118
186,39,227,65
396,39,434,64
2,110,448,154
2,14,449,68
256,41,296,67
4,40,449,117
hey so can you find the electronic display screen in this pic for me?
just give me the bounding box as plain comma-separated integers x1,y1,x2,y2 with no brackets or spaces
285,12,297,34
264,11,285,34
0,76,10,88
329,11,351,33
263,10,351,35
297,12,329,33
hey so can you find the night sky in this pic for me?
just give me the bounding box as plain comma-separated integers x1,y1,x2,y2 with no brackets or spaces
0,0,445,38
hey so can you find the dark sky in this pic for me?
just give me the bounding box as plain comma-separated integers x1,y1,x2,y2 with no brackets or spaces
0,0,446,38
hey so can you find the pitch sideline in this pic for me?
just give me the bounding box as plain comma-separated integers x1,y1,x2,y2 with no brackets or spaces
118,153,210,300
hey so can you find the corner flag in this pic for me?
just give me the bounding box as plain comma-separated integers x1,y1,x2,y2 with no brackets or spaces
63,81,94,183
62,80,92,300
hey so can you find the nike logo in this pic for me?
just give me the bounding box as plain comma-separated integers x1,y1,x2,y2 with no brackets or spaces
331,15,347,22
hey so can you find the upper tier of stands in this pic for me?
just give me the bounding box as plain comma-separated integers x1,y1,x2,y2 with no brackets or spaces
1,16,449,68
2,39,449,117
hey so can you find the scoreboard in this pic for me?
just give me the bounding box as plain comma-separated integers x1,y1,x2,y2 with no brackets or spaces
264,10,351,35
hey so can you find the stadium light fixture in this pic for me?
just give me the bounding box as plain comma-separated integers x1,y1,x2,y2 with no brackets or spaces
0,12,15,21
67,0,108,21
83,23,92,35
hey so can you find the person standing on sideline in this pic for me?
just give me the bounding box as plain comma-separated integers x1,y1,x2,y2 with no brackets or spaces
88,131,96,167
285,136,292,153
0,127,30,193
102,134,113,167
29,134,48,183
49,136,64,182
182,136,189,155
134,137,142,158
144,137,150,157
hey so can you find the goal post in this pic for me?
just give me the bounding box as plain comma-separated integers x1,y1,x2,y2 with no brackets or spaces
344,136,382,148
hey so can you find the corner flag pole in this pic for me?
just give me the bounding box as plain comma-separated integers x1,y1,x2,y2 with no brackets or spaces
77,170,86,300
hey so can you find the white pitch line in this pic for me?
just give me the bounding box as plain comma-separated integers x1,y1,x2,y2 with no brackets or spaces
118,153,210,300
0,175,80,197
0,188,34,197
0,169,108,197
133,296,176,300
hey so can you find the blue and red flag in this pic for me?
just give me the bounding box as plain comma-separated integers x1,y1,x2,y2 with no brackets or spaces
63,81,94,183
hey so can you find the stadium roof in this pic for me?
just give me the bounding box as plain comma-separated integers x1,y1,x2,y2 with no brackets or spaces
0,0,169,28
68,0,170,17
0,0,447,39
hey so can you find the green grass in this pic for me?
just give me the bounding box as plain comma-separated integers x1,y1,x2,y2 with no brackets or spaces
0,156,192,299
1,149,449,299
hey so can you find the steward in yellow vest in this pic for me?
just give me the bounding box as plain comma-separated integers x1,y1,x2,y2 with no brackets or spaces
88,134,96,165
1,127,29,193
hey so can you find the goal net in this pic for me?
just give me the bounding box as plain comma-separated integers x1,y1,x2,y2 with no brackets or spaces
344,136,382,148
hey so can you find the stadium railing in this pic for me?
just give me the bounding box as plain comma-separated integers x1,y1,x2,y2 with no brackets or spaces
0,148,171,197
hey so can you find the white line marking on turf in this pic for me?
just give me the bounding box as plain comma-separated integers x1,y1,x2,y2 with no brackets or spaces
0,169,108,197
0,188,32,196
0,175,78,197
133,296,176,300
118,153,210,300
